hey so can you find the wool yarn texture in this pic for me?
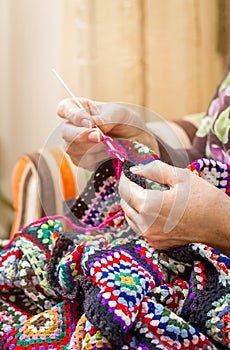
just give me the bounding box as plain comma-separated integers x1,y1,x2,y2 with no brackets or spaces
0,139,229,350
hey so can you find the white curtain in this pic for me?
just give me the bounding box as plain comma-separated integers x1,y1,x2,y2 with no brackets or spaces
63,0,228,120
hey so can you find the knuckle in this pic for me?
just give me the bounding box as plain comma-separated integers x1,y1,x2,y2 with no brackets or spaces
61,126,68,140
138,200,148,214
179,168,191,182
66,106,78,118
56,98,71,115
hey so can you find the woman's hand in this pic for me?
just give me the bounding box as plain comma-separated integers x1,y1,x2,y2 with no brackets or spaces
57,97,159,169
119,160,230,255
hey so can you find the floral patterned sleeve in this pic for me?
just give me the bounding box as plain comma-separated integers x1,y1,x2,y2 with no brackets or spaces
158,58,230,167
200,61,230,163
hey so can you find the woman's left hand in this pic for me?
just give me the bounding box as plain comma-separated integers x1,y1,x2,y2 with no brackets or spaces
119,160,230,254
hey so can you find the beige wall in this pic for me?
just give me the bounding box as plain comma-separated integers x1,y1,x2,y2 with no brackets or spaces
0,0,64,235
0,0,64,187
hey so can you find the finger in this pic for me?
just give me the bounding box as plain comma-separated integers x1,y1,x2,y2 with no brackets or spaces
120,198,138,217
120,200,142,235
120,199,146,236
83,98,101,115
120,173,170,225
61,122,90,143
146,237,188,250
57,98,94,127
91,103,131,134
66,145,109,170
68,154,107,171
57,97,99,115
66,140,106,157
78,150,110,170
130,160,179,187
119,174,146,211
119,174,163,217
125,215,142,236
87,130,102,143
123,207,158,238
57,98,74,118
61,122,101,144
121,197,160,236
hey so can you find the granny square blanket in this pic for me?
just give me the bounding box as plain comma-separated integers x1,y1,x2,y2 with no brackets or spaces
0,140,229,349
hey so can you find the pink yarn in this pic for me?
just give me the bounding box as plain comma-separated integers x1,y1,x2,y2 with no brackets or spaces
102,136,126,179
21,212,125,233
1,136,127,250
19,139,127,233
102,137,127,160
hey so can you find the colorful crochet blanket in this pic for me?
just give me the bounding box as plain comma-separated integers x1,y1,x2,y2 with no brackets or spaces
0,140,230,350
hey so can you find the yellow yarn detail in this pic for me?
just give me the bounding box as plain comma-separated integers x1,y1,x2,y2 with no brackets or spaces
23,310,58,337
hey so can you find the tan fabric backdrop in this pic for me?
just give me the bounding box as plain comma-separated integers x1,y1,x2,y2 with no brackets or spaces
63,0,229,120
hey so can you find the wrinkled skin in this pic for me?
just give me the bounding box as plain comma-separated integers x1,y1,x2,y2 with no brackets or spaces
57,97,159,170
119,160,230,255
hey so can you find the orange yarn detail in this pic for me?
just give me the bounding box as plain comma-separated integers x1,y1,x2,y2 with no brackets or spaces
23,310,59,337
59,154,77,200
48,148,77,201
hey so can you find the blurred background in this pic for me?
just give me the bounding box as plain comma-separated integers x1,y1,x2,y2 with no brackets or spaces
0,0,229,236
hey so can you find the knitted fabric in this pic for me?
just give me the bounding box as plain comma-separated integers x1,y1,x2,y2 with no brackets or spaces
188,158,230,195
0,140,229,350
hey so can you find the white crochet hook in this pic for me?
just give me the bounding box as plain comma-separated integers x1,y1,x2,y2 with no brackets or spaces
52,68,124,162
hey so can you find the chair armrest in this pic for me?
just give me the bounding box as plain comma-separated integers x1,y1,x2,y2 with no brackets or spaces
11,147,79,235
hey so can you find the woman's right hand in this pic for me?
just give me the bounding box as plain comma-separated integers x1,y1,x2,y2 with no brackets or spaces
57,97,159,170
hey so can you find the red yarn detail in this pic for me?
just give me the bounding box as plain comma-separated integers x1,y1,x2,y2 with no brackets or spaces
101,136,126,180
112,158,123,180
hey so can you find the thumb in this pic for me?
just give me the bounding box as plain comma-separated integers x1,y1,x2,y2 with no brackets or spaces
130,160,178,187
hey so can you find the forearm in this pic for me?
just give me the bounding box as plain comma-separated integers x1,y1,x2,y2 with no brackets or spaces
145,117,206,167
157,139,205,167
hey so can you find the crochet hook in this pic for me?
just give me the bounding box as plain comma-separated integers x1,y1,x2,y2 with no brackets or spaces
52,68,124,162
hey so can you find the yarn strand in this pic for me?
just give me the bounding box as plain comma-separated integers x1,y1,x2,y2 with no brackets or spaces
21,212,125,233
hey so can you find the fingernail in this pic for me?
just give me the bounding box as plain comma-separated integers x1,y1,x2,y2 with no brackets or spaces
81,119,93,129
95,131,101,142
88,130,101,143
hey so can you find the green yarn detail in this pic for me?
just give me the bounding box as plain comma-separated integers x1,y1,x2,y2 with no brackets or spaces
15,331,22,339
